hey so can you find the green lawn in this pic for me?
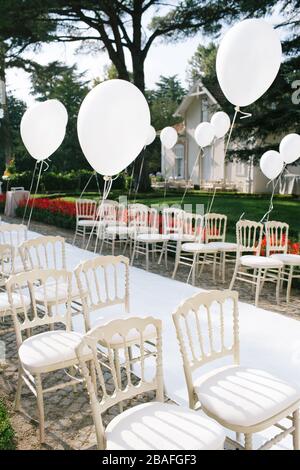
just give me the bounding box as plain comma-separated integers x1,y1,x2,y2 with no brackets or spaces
39,190,300,242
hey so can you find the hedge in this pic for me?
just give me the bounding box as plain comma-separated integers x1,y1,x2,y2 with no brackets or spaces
0,400,15,450
6,170,126,193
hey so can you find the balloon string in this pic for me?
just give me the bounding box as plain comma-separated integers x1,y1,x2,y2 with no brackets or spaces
22,160,38,225
27,160,44,230
85,176,114,252
79,171,96,199
181,149,202,206
128,161,135,202
134,152,145,203
259,167,285,225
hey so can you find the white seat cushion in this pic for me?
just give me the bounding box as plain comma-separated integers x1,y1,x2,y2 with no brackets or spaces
78,220,104,227
19,330,90,374
168,233,195,242
105,226,129,236
182,243,217,253
136,234,169,243
207,242,238,252
34,282,81,303
271,253,300,266
106,402,225,450
0,292,30,315
195,365,300,428
240,255,283,268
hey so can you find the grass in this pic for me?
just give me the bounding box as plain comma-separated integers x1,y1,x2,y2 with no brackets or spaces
0,400,15,450
34,190,300,242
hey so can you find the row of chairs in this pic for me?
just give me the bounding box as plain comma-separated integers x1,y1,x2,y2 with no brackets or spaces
74,200,300,305
3,250,300,450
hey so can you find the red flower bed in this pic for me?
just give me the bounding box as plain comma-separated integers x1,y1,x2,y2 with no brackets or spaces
261,235,300,256
18,197,76,217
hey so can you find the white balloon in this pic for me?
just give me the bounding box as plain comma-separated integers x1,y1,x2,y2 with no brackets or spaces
20,100,68,161
194,122,215,148
145,125,156,146
260,150,284,180
160,127,178,149
77,79,150,176
210,111,231,138
279,133,300,164
216,19,282,107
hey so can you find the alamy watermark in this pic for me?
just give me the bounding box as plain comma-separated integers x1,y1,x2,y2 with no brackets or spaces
291,80,300,104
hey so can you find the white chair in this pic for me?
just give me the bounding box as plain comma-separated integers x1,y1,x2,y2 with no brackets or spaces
130,208,169,271
73,198,97,247
74,255,130,331
7,268,92,443
175,215,218,285
0,223,27,246
159,207,193,265
173,290,300,450
229,220,283,306
172,213,205,279
205,213,238,282
99,203,129,255
265,221,300,303
0,244,31,335
19,236,81,311
76,316,225,450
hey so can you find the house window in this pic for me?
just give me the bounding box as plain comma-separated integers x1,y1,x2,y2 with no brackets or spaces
174,143,184,178
202,98,209,121
235,160,247,177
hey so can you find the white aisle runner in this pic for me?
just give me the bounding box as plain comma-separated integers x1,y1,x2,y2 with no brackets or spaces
25,229,300,449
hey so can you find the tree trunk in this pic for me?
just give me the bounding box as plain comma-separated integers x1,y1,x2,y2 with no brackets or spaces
0,43,11,167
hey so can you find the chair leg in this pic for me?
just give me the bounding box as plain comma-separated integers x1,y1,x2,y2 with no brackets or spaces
276,268,281,305
229,260,239,290
35,374,45,444
191,253,197,286
145,243,149,271
164,242,168,269
172,243,181,279
255,268,262,307
212,252,217,281
72,227,78,246
112,237,115,256
293,409,300,450
287,265,294,304
244,433,253,450
114,349,123,413
82,227,86,249
158,242,165,265
14,366,23,411
131,240,137,266
222,252,226,283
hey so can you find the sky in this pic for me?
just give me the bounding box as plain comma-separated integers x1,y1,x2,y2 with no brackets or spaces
6,34,203,106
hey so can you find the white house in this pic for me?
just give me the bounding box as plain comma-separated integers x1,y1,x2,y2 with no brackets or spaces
161,80,300,194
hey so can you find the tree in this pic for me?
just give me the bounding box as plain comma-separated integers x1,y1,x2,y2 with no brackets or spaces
187,12,300,163
30,62,90,171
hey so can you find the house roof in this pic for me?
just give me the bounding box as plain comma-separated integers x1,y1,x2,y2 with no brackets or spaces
174,79,219,117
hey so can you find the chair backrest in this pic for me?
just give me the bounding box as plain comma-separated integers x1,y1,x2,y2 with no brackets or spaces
236,220,263,256
204,213,227,243
0,223,27,246
173,290,239,408
0,243,17,283
96,201,118,223
19,236,66,271
74,255,129,330
128,203,149,228
76,316,163,449
75,199,97,221
184,213,204,241
162,207,185,235
6,268,72,347
265,221,289,256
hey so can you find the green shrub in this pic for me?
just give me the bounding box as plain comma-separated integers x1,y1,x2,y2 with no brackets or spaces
0,400,15,450
7,170,126,193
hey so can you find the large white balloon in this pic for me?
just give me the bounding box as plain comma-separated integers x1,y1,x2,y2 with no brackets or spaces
145,125,156,146
160,127,178,149
210,111,231,138
279,133,300,164
194,122,215,148
216,19,282,107
20,100,68,161
260,150,284,180
77,79,150,176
